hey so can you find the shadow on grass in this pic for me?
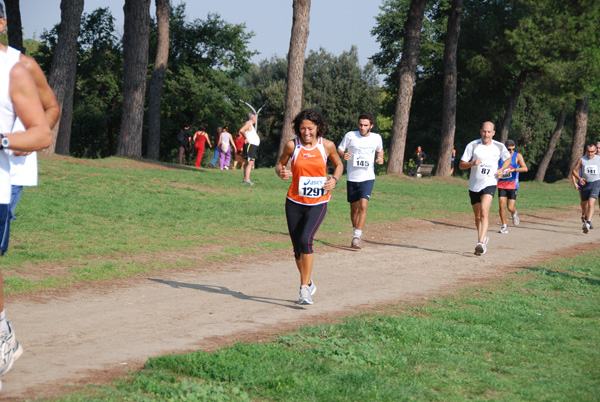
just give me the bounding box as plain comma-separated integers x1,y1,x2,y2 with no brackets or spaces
147,278,304,310
518,266,600,286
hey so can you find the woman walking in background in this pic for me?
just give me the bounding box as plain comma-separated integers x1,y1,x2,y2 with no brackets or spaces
275,109,343,305
218,126,236,170
193,124,211,168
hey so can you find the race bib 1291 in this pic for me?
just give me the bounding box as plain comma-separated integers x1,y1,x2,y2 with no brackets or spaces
298,176,328,198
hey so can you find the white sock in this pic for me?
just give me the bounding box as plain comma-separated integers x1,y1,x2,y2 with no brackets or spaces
354,229,363,238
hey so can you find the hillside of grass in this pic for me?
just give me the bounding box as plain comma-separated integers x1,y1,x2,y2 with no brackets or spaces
3,155,578,295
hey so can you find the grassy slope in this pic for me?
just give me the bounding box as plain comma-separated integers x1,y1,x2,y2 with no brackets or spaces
4,155,578,294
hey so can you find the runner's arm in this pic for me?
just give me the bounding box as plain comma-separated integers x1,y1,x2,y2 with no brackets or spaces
5,63,52,151
20,54,60,128
324,140,343,190
515,153,528,172
572,159,583,184
375,149,384,164
275,140,295,180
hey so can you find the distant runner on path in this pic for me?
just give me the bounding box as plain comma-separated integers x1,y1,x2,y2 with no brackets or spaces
497,139,528,234
275,109,343,305
337,112,384,250
460,121,511,256
571,143,600,234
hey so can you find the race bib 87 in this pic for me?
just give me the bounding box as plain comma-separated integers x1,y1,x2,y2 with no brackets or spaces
298,176,328,198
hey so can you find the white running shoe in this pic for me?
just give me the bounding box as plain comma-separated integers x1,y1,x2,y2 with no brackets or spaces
242,180,254,186
0,322,23,377
583,222,590,234
512,211,520,226
298,285,313,305
351,237,362,249
474,242,486,256
499,224,508,234
308,280,317,296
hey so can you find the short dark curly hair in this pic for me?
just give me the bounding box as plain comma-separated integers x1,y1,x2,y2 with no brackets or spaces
292,109,327,137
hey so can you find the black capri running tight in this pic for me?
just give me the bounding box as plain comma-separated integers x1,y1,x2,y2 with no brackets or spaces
285,198,328,260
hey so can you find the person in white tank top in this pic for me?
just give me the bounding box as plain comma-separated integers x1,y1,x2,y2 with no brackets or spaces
3,46,59,221
0,7,54,389
239,113,259,185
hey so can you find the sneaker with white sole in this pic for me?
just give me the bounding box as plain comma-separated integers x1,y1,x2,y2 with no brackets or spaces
583,221,590,234
499,224,508,234
350,237,362,249
0,322,23,377
474,242,486,256
512,211,520,226
297,285,313,305
308,280,317,296
242,180,254,186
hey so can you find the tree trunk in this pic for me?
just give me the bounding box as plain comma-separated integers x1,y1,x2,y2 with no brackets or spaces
534,104,568,182
117,0,151,157
146,0,170,160
4,0,24,51
278,0,310,159
386,0,427,174
437,0,462,177
567,95,589,175
45,0,84,155
499,71,527,144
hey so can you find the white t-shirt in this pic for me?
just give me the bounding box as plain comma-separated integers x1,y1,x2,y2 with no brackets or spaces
338,131,383,182
461,139,510,192
9,117,38,186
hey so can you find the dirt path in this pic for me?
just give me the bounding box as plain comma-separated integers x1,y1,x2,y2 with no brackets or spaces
2,207,597,400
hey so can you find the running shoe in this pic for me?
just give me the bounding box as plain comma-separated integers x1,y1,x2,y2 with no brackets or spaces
308,280,317,296
351,237,362,249
242,180,254,186
499,224,508,234
512,211,520,226
583,221,590,234
0,322,23,376
474,242,486,256
298,285,313,305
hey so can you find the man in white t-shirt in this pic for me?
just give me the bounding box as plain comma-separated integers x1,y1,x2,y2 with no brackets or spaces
337,112,384,249
459,121,511,256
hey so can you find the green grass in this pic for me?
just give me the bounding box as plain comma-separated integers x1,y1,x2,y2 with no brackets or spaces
52,249,600,402
5,156,595,401
2,155,578,294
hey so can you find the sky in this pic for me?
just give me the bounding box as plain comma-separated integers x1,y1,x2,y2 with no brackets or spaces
19,0,384,68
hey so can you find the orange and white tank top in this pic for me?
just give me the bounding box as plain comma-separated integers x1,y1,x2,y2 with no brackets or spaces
286,137,330,205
